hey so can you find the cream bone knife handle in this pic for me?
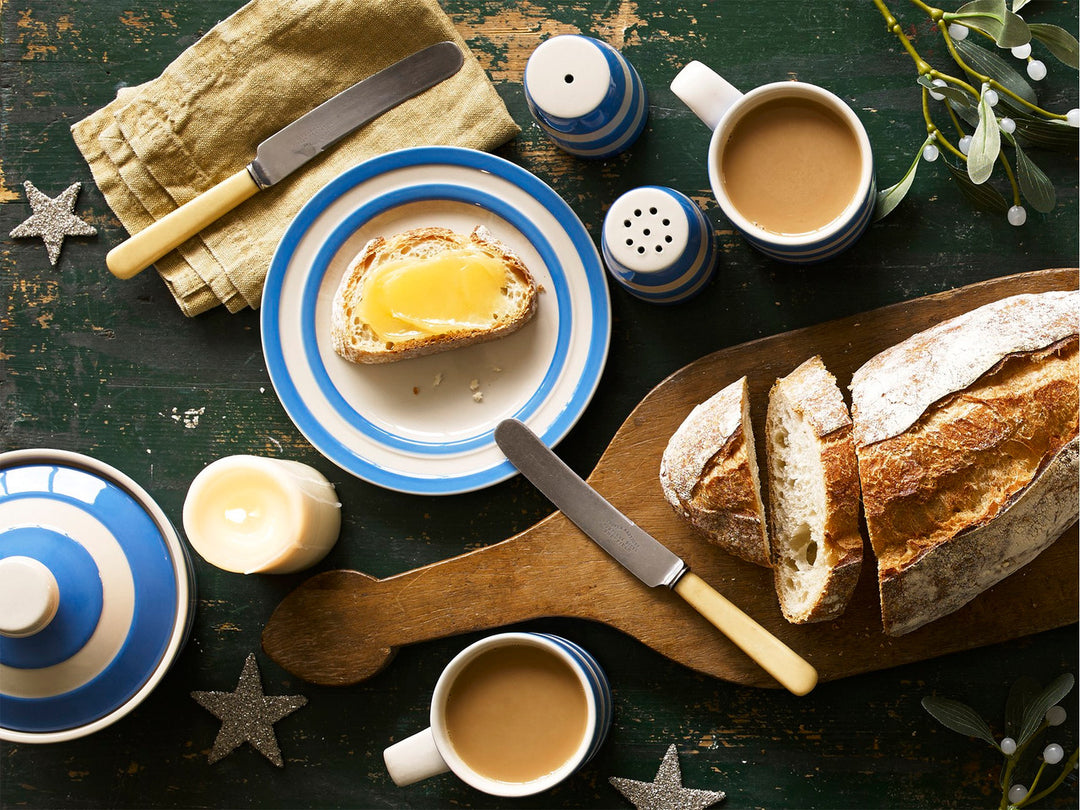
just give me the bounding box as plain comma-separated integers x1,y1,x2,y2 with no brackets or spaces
494,417,818,696
672,571,818,696
105,168,260,280
104,41,467,280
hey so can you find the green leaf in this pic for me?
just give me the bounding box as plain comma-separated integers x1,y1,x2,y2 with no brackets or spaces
1012,0,1032,11
954,38,1038,105
1007,132,1056,212
1011,115,1080,152
1005,676,1041,740
922,696,999,748
945,159,1010,213
875,140,929,221
1029,23,1080,68
947,0,1030,48
968,89,1001,183
917,75,976,108
1019,674,1075,745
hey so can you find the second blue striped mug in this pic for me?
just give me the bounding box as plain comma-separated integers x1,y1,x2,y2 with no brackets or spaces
671,61,875,263
524,35,648,159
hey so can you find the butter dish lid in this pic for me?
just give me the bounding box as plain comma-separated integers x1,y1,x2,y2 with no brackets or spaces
0,449,196,743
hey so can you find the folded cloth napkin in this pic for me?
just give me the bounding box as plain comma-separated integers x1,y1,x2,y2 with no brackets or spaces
72,0,520,317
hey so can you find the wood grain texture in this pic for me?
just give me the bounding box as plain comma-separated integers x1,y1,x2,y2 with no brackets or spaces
4,1,1078,807
264,268,1079,687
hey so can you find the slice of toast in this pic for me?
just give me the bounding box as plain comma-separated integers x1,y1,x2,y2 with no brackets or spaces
330,226,538,364
765,355,863,624
659,376,771,568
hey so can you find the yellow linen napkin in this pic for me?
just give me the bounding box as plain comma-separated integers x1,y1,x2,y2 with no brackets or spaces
72,0,520,317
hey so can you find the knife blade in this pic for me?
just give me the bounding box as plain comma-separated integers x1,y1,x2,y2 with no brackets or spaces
494,418,818,696
106,41,464,280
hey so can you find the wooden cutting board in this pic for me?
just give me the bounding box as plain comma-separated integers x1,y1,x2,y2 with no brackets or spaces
263,268,1078,688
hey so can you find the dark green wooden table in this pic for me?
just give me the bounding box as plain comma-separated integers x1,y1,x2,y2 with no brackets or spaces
2,2,1077,807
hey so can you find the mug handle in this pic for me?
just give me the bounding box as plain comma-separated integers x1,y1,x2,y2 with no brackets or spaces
384,727,450,786
670,61,743,131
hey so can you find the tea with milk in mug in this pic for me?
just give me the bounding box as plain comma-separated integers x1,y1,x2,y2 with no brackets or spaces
720,96,863,235
443,644,588,783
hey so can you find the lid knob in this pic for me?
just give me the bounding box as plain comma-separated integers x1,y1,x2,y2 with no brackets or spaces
0,556,60,638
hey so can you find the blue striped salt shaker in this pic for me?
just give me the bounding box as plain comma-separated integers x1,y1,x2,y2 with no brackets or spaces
524,35,648,159
601,186,717,304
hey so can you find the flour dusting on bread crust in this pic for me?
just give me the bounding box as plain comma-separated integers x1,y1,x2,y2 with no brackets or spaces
851,290,1079,635
766,356,863,624
660,377,771,568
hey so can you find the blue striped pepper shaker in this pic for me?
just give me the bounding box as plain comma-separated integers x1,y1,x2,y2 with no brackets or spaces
524,35,648,159
601,186,717,304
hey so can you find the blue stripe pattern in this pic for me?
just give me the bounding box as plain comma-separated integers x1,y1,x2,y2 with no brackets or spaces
602,186,717,304
261,146,611,495
525,36,648,159
738,175,876,263
533,633,613,764
0,463,194,735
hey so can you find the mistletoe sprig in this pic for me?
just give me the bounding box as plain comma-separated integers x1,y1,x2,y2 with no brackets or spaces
873,0,1079,225
923,673,1078,809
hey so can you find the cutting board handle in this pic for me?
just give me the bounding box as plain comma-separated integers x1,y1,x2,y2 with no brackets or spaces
262,512,606,685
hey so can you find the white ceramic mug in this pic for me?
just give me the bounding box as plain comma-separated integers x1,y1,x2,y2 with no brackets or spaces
383,632,612,797
670,61,875,263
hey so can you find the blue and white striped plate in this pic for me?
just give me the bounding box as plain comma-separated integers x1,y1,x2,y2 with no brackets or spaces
261,147,610,495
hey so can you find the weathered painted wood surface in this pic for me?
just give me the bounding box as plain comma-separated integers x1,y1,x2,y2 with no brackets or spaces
2,1,1077,808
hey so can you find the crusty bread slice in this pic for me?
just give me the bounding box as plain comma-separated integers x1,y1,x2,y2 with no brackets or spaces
659,376,771,568
851,290,1079,636
330,226,538,364
765,356,863,624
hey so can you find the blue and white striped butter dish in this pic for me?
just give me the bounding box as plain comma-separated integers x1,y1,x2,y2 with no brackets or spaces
0,449,196,743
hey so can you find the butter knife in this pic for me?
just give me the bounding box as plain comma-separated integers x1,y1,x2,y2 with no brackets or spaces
494,418,818,696
106,40,465,280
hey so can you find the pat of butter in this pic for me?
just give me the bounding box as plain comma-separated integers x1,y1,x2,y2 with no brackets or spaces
358,249,511,342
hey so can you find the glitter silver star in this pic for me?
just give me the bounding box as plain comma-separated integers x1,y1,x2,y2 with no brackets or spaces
9,180,97,265
610,744,725,810
191,652,307,767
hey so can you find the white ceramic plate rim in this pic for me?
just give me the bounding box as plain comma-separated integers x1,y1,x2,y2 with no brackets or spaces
261,147,610,495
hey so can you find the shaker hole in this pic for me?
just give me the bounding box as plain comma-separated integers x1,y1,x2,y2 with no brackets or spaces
662,219,670,226
564,74,575,84
643,228,651,236
649,207,658,215
634,209,642,217
623,220,632,228
655,245,663,252
637,246,645,254
625,238,634,246
665,235,673,243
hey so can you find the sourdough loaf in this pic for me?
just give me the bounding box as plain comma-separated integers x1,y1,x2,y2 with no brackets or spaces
659,376,771,567
766,356,864,624
330,226,538,364
850,290,1079,636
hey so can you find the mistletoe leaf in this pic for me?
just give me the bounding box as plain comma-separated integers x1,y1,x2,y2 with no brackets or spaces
1007,133,1056,212
968,90,1001,183
1005,676,1041,740
948,0,1030,48
1029,23,1080,68
945,159,1010,213
922,696,999,748
875,142,926,221
1011,115,1080,151
917,75,976,107
954,38,1038,105
1019,674,1075,745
